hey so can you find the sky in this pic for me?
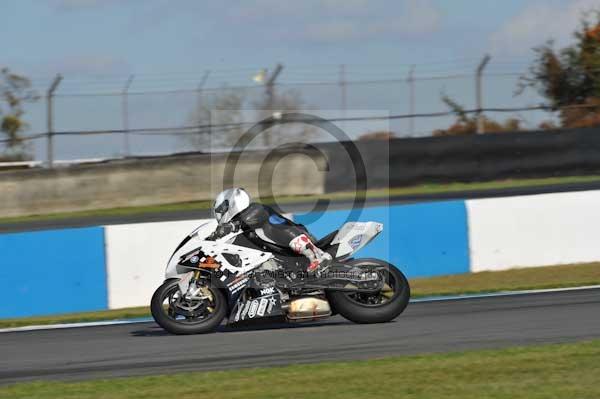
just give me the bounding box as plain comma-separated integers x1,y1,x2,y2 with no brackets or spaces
2,0,600,160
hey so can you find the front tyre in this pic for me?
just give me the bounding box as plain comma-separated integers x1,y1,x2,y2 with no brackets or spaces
327,259,410,324
151,279,227,335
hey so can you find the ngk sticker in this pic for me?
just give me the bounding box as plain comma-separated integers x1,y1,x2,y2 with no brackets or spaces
260,287,275,296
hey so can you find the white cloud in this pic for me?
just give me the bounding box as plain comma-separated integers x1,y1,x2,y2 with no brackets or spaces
394,0,441,35
229,0,369,20
305,21,358,42
303,0,441,42
54,55,128,75
54,0,122,12
491,0,600,56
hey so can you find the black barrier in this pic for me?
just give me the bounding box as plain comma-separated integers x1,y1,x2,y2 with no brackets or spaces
317,127,600,193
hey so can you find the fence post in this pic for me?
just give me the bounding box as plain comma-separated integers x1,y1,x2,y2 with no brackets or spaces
197,70,211,137
122,75,134,157
476,54,491,134
263,63,283,147
339,64,346,131
46,74,62,168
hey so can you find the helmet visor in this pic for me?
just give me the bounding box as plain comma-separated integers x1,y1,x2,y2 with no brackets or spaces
213,199,229,222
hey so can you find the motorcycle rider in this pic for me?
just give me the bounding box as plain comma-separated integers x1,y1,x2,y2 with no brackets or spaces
208,187,332,273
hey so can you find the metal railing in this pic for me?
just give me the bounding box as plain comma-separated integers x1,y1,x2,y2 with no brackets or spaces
1,56,591,166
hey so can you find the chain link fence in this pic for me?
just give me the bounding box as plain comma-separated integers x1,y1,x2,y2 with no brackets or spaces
1,58,561,164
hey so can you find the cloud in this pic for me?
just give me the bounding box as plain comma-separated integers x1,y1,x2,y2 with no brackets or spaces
54,0,120,11
304,0,442,42
305,21,359,41
491,0,600,56
229,0,369,21
54,55,128,75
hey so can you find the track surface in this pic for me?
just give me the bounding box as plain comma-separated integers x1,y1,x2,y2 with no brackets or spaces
1,288,599,384
3,181,600,233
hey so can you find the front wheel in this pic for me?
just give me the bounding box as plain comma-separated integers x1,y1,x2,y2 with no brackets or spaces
327,259,410,324
151,279,227,335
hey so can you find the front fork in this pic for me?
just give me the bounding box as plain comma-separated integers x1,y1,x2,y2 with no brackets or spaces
177,270,209,301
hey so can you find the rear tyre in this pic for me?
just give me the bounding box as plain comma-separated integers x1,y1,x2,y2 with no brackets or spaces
151,279,227,335
327,259,410,324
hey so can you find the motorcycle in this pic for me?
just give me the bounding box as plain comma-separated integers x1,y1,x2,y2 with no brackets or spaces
151,219,410,334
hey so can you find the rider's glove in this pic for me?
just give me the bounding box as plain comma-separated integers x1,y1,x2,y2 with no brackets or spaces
207,221,239,241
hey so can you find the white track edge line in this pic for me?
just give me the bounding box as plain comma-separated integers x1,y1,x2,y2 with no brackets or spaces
410,284,600,302
2,284,600,333
0,318,153,333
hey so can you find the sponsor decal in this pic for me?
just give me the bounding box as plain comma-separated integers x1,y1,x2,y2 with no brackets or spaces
248,300,259,318
228,277,249,293
235,295,280,322
268,214,287,225
350,235,362,250
257,298,268,317
260,287,275,296
234,303,243,322
267,296,277,313
240,301,251,320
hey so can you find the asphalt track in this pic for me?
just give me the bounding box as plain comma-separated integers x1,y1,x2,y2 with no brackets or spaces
1,287,599,385
3,180,600,233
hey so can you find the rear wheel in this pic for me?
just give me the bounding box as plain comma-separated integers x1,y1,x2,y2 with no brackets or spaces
327,259,410,324
151,279,226,334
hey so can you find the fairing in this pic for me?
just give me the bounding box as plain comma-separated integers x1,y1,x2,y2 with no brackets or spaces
331,222,383,258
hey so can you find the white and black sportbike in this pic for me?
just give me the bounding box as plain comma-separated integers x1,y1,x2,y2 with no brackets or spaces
151,220,410,334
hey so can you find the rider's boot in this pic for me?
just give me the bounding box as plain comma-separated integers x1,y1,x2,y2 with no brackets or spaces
289,234,332,275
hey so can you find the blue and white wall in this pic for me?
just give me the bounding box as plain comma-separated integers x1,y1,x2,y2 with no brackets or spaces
2,190,600,318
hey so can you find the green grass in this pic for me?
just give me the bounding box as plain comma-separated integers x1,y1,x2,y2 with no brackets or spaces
0,307,150,329
2,340,599,399
410,261,600,297
2,174,600,225
2,262,599,329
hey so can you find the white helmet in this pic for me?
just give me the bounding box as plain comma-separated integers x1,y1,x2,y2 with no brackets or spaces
212,188,251,224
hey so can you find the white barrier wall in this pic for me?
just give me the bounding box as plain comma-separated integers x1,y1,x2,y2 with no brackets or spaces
467,190,600,272
105,219,210,309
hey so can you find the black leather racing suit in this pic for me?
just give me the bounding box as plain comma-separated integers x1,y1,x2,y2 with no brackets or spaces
210,203,331,271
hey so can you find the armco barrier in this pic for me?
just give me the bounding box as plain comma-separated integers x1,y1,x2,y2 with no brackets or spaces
3,191,600,318
0,227,107,318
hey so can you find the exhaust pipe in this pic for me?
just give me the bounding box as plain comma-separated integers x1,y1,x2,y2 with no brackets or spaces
286,297,331,322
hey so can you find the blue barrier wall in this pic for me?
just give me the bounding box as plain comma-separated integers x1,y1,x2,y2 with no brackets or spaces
0,200,470,319
296,201,470,278
0,227,108,318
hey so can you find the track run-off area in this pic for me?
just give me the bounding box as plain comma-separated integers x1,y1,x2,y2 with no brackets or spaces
1,287,599,385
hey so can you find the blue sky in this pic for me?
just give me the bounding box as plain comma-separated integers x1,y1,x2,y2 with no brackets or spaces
2,0,600,160
0,0,555,77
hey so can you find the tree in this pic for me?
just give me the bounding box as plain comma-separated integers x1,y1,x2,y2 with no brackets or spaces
186,86,314,151
187,87,246,151
0,68,38,160
251,87,316,146
519,11,600,128
358,131,396,140
433,95,521,136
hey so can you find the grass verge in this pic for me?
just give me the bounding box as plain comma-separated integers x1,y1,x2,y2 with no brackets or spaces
410,261,600,297
2,174,600,225
2,262,599,329
2,340,599,399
